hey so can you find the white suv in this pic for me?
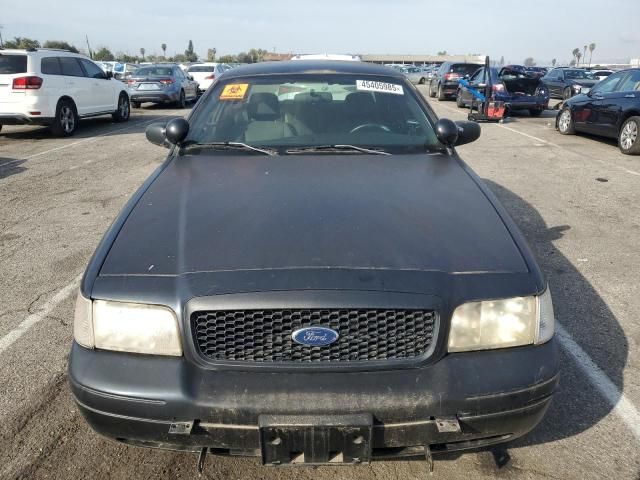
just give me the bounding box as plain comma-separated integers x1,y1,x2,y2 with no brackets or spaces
0,48,130,136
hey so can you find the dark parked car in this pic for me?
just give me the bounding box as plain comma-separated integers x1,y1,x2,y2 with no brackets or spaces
525,66,548,78
456,65,550,116
557,68,640,154
429,61,483,100
69,61,558,471
128,64,198,108
541,68,598,100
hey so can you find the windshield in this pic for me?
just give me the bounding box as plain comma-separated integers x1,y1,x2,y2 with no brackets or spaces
189,65,216,73
186,74,441,154
135,66,174,77
450,64,481,75
0,54,27,74
564,70,594,80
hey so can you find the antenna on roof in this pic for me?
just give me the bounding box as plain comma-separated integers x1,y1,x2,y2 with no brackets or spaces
85,34,92,59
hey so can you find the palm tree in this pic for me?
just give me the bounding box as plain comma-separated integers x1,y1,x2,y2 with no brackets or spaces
572,48,580,66
140,47,145,61
552,58,556,67
576,51,582,66
588,43,596,67
161,43,167,59
582,45,587,66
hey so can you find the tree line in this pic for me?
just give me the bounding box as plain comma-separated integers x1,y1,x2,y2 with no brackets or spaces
2,36,269,65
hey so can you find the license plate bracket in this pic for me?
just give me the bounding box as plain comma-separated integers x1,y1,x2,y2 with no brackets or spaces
259,414,373,466
138,83,160,90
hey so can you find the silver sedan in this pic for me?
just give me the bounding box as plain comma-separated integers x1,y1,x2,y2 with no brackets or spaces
403,66,434,85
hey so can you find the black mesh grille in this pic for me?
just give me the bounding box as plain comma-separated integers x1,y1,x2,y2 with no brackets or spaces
191,309,437,363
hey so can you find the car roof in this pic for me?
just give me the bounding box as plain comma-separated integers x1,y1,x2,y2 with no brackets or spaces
221,60,405,79
137,63,178,68
0,48,85,58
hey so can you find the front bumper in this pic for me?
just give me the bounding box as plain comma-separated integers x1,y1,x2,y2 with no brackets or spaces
69,339,559,458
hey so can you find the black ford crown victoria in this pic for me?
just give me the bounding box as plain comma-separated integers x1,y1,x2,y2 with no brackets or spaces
69,61,558,471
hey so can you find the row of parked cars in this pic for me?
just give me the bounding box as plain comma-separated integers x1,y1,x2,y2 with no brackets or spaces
1,48,638,154
428,61,639,154
0,47,240,136
385,64,438,85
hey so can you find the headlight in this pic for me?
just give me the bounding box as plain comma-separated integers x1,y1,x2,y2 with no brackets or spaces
572,85,582,92
448,289,554,352
73,293,182,356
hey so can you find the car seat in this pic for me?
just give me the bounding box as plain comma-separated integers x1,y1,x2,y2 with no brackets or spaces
244,93,295,143
344,92,378,131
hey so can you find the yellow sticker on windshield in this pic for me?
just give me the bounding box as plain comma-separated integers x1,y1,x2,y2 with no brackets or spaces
220,84,249,100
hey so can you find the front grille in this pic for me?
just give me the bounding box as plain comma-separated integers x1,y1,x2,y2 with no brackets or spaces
191,309,437,363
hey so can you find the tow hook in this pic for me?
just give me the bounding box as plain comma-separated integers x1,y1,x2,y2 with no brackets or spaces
434,416,461,433
424,445,434,474
197,447,207,474
424,416,461,474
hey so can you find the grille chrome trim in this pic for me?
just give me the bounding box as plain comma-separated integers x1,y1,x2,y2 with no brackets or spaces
191,309,438,364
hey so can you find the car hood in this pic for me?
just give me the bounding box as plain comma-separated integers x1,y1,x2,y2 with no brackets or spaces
100,153,528,277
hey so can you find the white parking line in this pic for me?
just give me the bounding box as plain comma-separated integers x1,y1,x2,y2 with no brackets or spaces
1,117,164,175
432,100,640,177
557,324,640,441
497,124,562,148
0,274,81,354
24,117,161,160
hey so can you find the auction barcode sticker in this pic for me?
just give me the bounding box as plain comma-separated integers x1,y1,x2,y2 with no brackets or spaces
356,80,404,95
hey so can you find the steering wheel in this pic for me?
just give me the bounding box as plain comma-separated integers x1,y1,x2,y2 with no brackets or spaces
349,123,392,134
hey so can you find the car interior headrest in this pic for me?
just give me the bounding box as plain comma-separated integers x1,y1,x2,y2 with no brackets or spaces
294,91,333,103
248,93,281,121
345,92,376,114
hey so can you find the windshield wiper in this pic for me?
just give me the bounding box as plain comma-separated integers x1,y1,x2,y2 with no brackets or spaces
182,141,277,156
286,144,391,155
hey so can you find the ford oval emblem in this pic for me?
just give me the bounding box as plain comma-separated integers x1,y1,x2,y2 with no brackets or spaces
292,327,339,346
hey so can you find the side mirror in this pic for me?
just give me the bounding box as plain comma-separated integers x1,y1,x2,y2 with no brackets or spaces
146,118,190,147
165,118,190,145
188,75,194,81
145,122,169,148
454,120,481,146
435,118,459,147
435,118,481,147
105,71,113,79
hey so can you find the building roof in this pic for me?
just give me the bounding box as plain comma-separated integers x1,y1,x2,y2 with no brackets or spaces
361,54,487,64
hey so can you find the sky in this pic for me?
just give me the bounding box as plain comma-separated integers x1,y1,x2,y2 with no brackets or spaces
1,0,639,64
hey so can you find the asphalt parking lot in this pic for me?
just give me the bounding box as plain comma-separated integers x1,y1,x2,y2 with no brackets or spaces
1,88,639,480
